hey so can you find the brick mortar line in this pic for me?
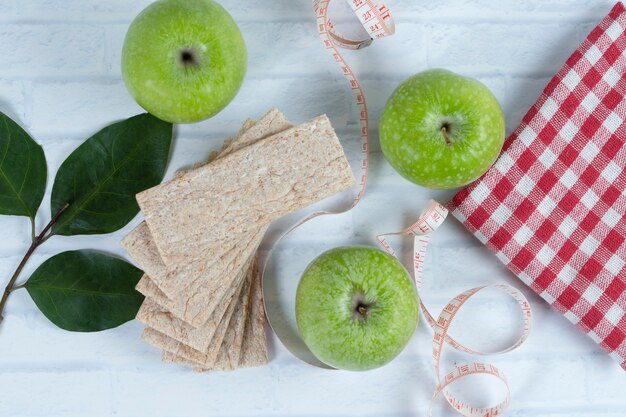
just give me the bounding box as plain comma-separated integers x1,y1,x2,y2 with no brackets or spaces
0,12,611,25
0,72,554,84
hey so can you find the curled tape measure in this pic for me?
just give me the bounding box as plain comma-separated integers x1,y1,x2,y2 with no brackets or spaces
377,201,533,416
262,1,533,416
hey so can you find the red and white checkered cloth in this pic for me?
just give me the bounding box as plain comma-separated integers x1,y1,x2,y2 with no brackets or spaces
449,2,626,370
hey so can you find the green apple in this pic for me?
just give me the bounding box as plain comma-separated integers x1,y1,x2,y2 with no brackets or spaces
296,246,419,371
379,69,505,189
121,0,247,123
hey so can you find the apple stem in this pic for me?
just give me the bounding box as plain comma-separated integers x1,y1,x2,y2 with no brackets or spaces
441,126,453,147
357,305,369,316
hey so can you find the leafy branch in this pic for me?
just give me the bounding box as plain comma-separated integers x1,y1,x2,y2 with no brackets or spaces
0,111,172,332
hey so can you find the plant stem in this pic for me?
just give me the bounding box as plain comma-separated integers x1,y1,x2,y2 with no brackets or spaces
0,203,69,323
0,241,38,322
30,217,36,243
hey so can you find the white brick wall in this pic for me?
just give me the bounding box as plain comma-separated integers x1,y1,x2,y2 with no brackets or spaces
0,0,625,416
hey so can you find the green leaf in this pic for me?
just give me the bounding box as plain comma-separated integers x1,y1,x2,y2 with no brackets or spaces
50,113,172,236
0,111,47,219
25,250,144,332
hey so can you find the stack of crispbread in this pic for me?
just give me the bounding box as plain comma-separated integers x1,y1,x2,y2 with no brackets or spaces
121,109,356,371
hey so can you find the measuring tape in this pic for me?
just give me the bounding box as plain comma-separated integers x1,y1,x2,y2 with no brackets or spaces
377,201,533,416
262,1,533,416
313,0,395,203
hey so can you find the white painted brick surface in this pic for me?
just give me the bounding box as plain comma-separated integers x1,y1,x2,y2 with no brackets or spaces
0,0,625,416
0,24,107,78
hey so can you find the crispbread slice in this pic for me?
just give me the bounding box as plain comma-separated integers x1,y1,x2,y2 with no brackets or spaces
145,254,255,368
206,257,259,371
135,275,168,301
136,261,246,351
139,116,356,326
215,255,258,368
139,114,355,269
122,222,169,290
238,256,269,368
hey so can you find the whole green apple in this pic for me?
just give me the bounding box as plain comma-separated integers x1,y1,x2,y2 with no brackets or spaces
296,246,419,371
380,69,505,189
121,0,247,123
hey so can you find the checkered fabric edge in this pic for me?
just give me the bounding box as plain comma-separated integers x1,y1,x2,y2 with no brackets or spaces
449,2,626,370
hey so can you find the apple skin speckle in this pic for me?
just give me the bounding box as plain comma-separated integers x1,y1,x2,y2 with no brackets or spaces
295,246,419,372
121,0,247,124
379,69,505,190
